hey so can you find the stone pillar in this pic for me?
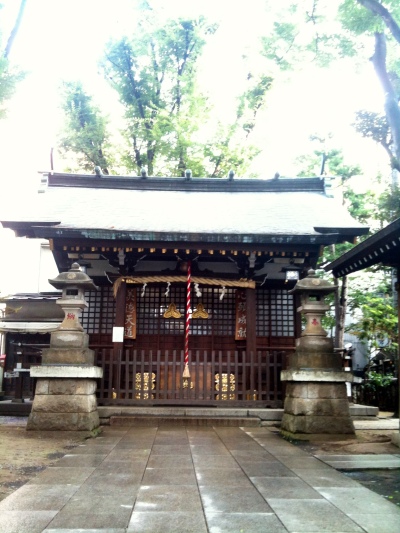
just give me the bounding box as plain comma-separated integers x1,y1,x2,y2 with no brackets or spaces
27,263,103,432
281,269,355,438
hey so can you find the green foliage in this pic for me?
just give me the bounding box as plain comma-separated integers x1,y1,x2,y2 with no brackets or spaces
0,3,25,119
296,136,361,185
58,82,112,174
338,0,384,35
0,56,23,119
363,371,394,390
261,21,300,70
100,16,217,175
58,11,271,177
377,186,400,222
344,189,378,223
348,294,398,360
261,2,360,70
353,110,393,160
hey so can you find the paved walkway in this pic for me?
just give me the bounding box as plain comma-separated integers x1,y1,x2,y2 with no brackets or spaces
0,424,399,533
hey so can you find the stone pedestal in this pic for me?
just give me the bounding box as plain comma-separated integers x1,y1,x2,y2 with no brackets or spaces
281,338,355,437
27,364,102,431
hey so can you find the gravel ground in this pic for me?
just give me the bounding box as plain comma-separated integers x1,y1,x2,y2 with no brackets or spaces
0,416,86,502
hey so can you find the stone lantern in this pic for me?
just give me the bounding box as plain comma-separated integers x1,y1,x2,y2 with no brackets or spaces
295,271,333,338
280,269,355,438
27,263,103,432
50,262,97,333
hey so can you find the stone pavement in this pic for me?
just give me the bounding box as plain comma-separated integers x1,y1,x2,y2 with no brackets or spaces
0,424,399,533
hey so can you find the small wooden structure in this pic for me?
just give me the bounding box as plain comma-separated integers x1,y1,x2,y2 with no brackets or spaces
1,172,368,407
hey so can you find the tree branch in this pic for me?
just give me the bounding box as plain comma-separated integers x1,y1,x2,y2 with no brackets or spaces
358,0,400,44
371,32,400,171
4,0,27,58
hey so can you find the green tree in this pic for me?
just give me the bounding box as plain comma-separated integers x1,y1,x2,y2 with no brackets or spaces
0,0,26,119
353,110,395,168
59,8,271,177
348,294,398,361
58,81,112,174
339,0,400,172
261,1,400,172
100,15,217,176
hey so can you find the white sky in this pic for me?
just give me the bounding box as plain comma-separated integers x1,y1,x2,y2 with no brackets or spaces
0,0,391,293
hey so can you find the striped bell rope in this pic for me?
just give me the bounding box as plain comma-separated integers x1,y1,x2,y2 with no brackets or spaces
183,260,191,379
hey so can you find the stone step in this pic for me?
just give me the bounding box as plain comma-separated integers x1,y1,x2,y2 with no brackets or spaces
0,401,32,416
109,415,260,427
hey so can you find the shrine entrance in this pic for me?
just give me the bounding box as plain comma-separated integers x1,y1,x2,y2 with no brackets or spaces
83,284,296,407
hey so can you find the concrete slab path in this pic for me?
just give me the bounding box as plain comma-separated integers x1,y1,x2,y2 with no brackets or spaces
0,425,399,533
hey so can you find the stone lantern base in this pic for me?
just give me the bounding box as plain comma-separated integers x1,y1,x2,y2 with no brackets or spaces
280,336,355,440
27,365,102,432
281,378,355,439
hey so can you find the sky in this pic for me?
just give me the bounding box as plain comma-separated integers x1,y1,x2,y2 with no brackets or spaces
0,0,388,191
0,0,391,293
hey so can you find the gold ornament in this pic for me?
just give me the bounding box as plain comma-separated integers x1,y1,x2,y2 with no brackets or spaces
192,302,209,319
163,303,182,318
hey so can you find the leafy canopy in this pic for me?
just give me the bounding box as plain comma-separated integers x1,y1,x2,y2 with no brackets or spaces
58,10,272,177
58,81,112,175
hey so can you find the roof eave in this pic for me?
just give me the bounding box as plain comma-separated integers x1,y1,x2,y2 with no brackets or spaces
25,226,365,246
324,218,400,277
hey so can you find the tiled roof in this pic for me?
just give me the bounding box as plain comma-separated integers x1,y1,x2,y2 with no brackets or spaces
1,173,368,243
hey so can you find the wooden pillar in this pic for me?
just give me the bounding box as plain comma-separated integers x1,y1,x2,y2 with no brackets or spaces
396,268,400,418
246,288,256,356
113,281,127,398
294,293,302,339
115,281,127,329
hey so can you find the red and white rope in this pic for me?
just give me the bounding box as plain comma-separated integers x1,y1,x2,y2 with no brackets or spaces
183,260,191,378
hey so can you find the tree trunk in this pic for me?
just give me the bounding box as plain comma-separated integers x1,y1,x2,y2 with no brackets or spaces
335,275,347,350
370,32,400,172
3,0,27,59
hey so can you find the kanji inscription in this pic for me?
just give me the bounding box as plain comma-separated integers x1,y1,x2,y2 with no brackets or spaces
235,289,247,340
124,288,137,339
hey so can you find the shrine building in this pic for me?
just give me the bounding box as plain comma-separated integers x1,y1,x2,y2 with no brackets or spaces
0,171,368,407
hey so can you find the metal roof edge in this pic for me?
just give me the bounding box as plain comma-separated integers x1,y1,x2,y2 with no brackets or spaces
29,227,358,245
42,172,327,193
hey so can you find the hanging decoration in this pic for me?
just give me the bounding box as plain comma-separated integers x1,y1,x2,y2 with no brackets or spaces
164,282,171,297
194,283,202,298
113,275,255,297
141,282,147,297
183,260,191,384
220,285,226,301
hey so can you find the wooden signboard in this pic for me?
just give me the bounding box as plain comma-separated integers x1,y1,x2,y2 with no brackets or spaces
124,287,137,339
235,289,247,340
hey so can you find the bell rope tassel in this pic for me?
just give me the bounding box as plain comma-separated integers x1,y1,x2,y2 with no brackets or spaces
183,363,190,378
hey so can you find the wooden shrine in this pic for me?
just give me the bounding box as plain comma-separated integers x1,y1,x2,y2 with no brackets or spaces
0,172,368,407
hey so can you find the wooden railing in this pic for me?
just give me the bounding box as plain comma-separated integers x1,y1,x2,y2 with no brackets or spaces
95,348,293,407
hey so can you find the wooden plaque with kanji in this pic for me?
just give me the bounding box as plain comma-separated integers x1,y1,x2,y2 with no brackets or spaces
235,289,247,340
124,287,137,339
